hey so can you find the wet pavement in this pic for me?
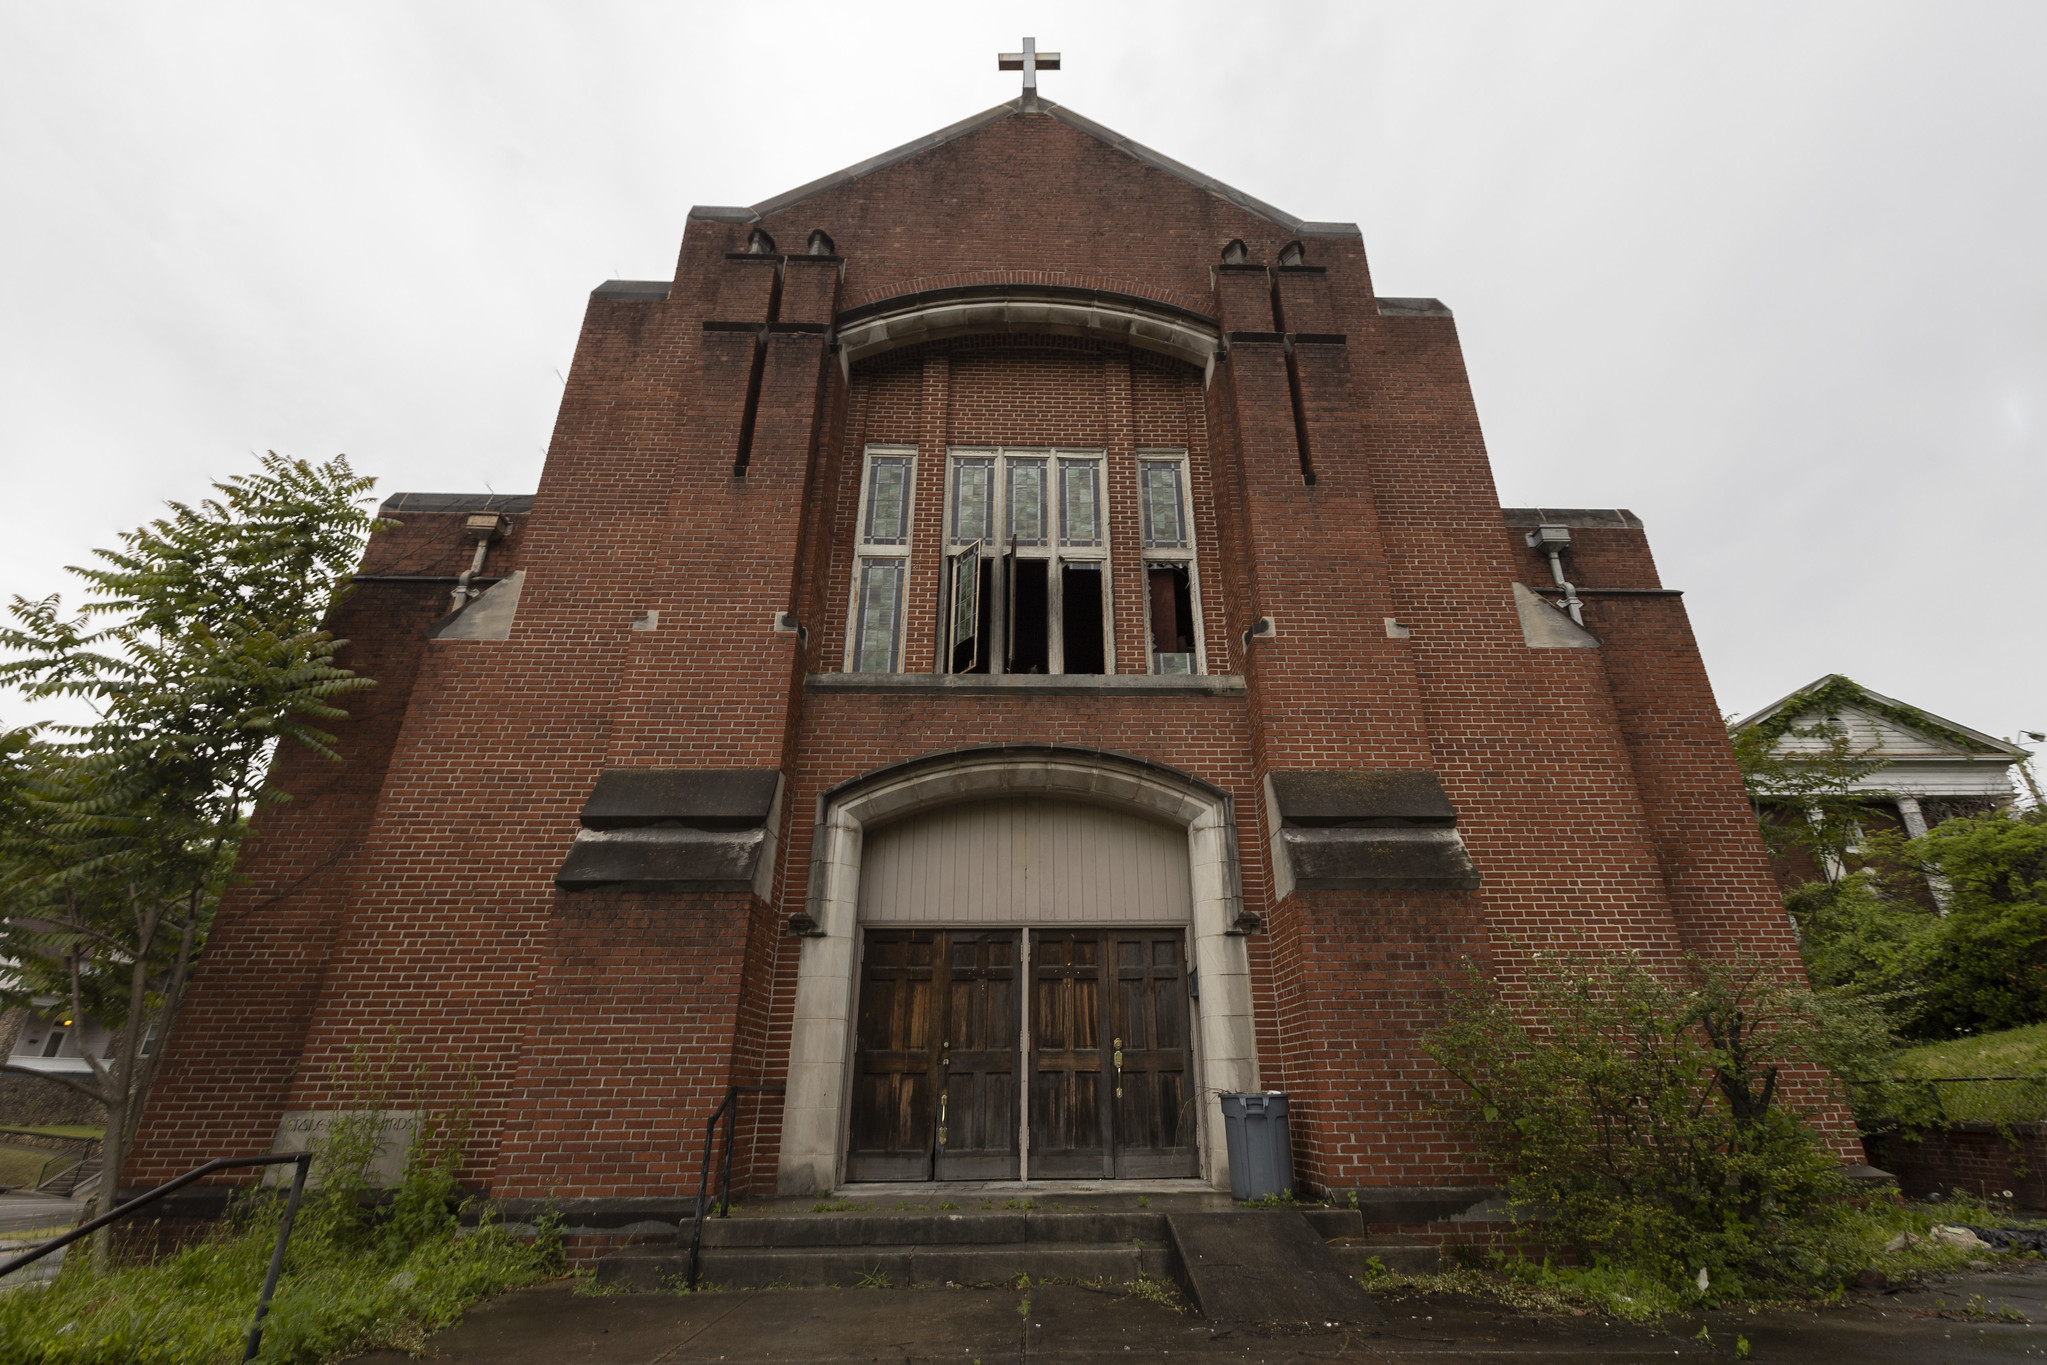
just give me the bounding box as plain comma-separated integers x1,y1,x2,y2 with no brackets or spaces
346,1260,2047,1362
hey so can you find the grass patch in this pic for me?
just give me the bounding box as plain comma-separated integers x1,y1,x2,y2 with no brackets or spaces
0,1197,560,1363
0,1040,560,1363
0,1144,76,1190
0,1125,104,1142
1888,1023,2047,1125
1354,1195,2025,1323
1896,1021,2047,1076
810,1197,861,1213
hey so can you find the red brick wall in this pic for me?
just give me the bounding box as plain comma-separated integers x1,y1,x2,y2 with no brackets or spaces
132,103,1837,1204
127,509,522,1185
1874,1126,2047,1211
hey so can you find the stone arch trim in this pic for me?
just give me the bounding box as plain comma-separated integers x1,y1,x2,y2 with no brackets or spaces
844,271,1216,320
836,283,1220,375
775,746,1257,1194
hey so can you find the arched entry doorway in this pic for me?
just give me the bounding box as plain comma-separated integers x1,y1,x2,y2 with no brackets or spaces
776,748,1257,1195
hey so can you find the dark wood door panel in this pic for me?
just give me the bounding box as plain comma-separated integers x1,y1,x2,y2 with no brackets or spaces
846,929,941,1181
1106,931,1199,1178
1030,931,1109,1177
851,927,1196,1184
935,930,1020,1180
848,928,1020,1182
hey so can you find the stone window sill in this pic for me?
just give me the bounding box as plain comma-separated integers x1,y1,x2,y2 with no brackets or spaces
806,672,1246,697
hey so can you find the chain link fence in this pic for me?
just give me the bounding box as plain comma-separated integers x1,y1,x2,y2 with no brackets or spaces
1850,1076,2047,1134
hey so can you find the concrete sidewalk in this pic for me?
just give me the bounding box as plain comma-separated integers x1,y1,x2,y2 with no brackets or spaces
347,1262,2047,1362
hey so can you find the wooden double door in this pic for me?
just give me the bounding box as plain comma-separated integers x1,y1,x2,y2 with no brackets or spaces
845,928,1198,1182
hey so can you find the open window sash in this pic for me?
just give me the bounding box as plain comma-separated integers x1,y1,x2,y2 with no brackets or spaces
949,540,982,673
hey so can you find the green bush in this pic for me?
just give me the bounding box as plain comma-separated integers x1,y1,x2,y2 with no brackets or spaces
1426,948,1895,1302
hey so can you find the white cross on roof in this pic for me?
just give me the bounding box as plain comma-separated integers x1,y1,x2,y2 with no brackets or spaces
998,37,1061,100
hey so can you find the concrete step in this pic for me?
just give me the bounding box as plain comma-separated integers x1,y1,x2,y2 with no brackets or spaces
598,1239,1176,1290
1327,1238,1442,1275
694,1209,1168,1248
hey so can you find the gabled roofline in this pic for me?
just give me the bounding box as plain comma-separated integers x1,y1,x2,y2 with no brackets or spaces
689,98,1360,240
1732,673,2027,757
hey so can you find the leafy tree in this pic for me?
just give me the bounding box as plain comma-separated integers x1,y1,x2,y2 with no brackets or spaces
1785,810,2047,1040
0,453,380,1263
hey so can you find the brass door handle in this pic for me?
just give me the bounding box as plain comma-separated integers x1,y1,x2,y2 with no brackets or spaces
938,1090,948,1147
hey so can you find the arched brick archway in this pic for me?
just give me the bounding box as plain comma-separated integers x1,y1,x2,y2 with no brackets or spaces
775,747,1257,1194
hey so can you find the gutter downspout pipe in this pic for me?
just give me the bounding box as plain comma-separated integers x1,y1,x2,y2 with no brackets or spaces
1526,524,1585,626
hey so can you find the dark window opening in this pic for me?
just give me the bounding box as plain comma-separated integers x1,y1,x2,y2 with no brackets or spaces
1147,565,1196,674
43,1031,66,1058
1060,563,1106,674
1008,558,1050,673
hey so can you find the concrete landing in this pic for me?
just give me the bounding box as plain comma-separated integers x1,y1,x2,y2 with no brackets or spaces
347,1269,2047,1363
1166,1210,1384,1325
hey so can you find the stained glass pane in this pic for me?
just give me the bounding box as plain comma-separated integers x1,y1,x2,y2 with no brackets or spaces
1060,460,1101,546
951,543,980,655
1008,460,1046,545
1140,462,1185,548
854,559,902,673
952,460,993,544
863,457,910,545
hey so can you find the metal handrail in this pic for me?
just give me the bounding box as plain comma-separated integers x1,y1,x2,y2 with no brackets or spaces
34,1137,101,1195
0,1152,312,1363
684,1083,784,1290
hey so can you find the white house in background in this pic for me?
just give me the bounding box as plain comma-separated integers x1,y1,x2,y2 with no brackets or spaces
5,1001,147,1078
1732,675,2029,840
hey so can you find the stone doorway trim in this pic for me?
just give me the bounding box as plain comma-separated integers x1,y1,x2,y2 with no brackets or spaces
775,747,1257,1195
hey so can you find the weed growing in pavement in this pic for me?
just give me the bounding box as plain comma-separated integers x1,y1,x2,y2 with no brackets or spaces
1122,1275,1186,1312
1241,1189,1298,1208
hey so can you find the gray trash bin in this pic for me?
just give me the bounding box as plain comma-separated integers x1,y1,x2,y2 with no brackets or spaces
1220,1091,1294,1201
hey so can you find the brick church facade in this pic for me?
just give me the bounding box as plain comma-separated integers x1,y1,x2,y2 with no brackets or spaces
130,82,1820,1212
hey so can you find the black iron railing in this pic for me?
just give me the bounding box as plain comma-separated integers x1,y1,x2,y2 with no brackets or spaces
36,1138,102,1196
684,1083,784,1290
0,1152,312,1363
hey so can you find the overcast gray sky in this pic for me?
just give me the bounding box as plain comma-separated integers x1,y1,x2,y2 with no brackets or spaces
2,1,2041,762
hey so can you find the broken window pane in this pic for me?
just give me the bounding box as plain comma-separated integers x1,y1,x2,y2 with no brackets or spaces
950,542,981,672
854,558,904,672
1139,461,1186,548
1008,459,1047,545
952,459,993,544
864,455,911,545
1061,562,1106,673
1147,563,1196,674
1008,558,1049,673
1059,459,1101,546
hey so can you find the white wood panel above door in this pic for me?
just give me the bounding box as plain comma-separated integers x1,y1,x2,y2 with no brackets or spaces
858,796,1192,925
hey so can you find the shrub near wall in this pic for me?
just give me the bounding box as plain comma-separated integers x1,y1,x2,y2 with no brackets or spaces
1427,948,1893,1305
